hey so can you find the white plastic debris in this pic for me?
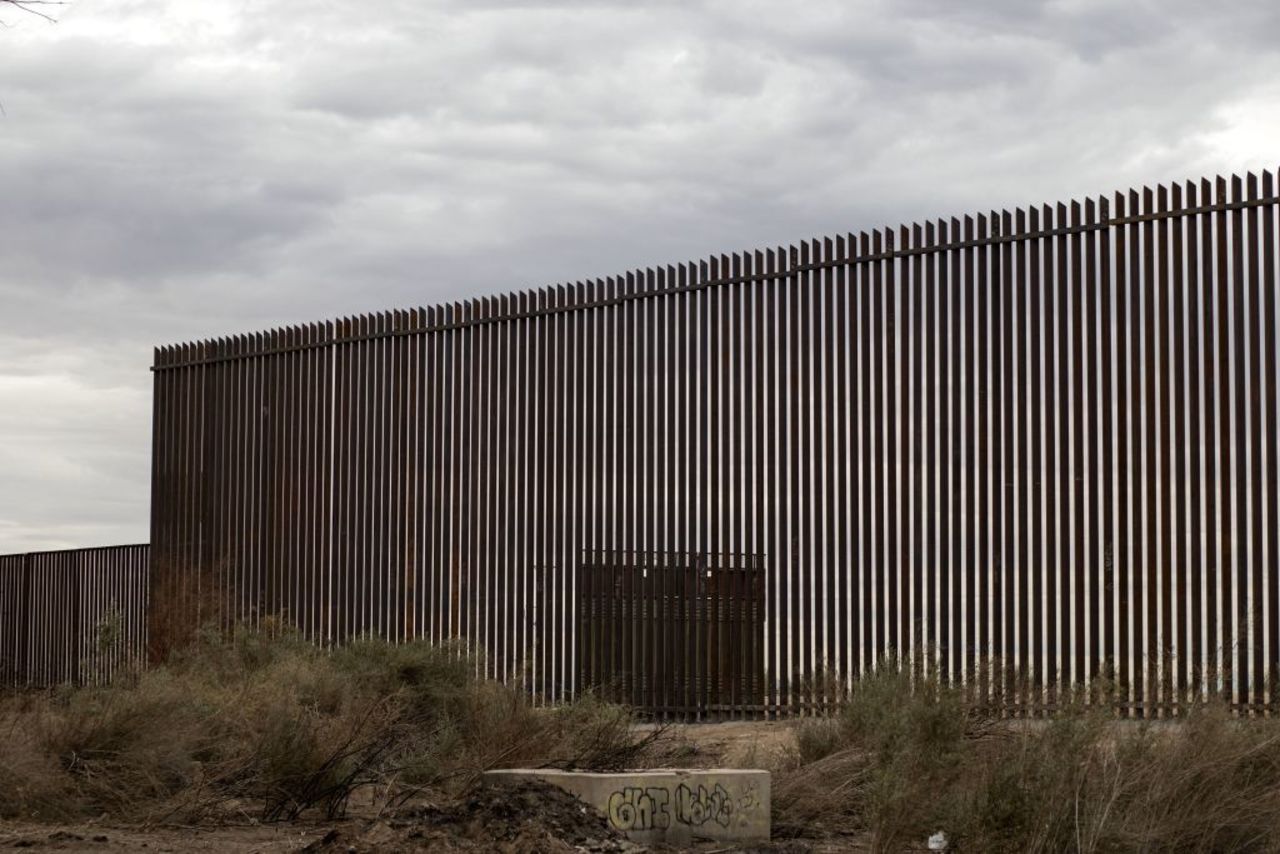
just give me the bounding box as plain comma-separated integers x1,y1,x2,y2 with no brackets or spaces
927,830,949,851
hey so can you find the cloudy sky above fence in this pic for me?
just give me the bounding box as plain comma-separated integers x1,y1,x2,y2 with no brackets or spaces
1,0,1277,552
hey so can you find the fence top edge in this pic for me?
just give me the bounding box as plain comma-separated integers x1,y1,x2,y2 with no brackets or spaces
151,172,1280,371
0,543,150,562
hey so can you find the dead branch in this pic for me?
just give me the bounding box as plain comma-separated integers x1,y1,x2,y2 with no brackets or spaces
1,1,66,24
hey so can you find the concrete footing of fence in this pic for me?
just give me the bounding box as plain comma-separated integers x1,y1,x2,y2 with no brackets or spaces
483,767,770,846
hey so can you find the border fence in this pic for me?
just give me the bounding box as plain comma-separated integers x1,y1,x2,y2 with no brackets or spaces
0,545,149,688
151,170,1280,716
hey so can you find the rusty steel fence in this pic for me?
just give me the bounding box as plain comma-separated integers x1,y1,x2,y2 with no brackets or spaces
152,170,1280,716
0,545,149,688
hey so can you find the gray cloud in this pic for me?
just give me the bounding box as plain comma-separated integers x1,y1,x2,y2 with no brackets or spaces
1,0,1277,551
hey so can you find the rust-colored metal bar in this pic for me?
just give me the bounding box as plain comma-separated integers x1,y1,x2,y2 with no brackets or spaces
1112,194,1131,707
834,236,850,692
376,312,392,640
587,284,600,696
732,253,746,716
246,332,261,634
1184,184,1203,697
1231,175,1249,707
1170,186,1188,704
963,215,978,687
346,317,363,639
999,209,1014,702
292,324,307,637
792,247,807,709
911,225,926,684
1042,205,1060,701
648,270,662,714
1098,197,1115,695
1245,173,1264,708
708,255,723,715
785,243,801,709
678,265,693,715
870,231,885,676
554,285,569,700
1055,202,1072,702
501,296,517,680
1070,200,1086,691
391,312,408,644
574,284,589,700
602,280,618,699
320,320,334,645
622,276,636,707
1262,169,1278,708
343,319,359,640
764,248,780,711
886,227,902,675
1014,209,1030,703
1155,187,1172,710
280,327,294,635
1128,188,1145,711
1140,186,1158,713
977,212,992,697
1213,176,1233,706
662,271,676,716
1084,199,1101,693
939,220,954,685
637,278,650,712
509,296,522,678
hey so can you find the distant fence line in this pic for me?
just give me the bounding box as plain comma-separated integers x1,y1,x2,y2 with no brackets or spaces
150,170,1280,715
0,545,149,688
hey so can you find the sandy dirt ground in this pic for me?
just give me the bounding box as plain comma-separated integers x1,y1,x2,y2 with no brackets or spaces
0,821,335,852
648,719,801,769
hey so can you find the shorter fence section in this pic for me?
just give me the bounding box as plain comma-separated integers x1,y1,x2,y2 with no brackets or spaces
0,545,149,688
576,550,766,720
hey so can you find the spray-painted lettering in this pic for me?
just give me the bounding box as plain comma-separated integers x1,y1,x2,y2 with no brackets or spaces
606,786,671,831
675,782,733,827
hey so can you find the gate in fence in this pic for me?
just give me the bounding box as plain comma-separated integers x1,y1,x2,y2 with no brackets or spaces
575,550,766,719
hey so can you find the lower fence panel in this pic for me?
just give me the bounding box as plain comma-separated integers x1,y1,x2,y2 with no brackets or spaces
0,545,149,689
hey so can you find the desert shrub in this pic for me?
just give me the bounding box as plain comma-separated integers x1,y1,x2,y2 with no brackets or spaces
794,716,844,764
0,628,651,824
0,705,77,820
935,702,1280,853
777,660,975,850
544,691,654,770
33,671,216,813
776,664,1280,853
1096,706,1280,853
946,711,1110,853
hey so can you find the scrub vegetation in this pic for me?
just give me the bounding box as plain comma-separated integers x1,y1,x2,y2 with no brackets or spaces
773,662,1280,853
0,627,654,824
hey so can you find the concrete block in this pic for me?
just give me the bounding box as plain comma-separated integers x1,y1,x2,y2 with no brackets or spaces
484,768,770,847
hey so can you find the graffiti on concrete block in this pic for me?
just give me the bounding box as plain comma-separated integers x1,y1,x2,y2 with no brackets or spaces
607,786,671,831
675,782,733,828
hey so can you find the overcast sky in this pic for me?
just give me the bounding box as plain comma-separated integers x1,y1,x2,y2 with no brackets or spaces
1,0,1277,553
